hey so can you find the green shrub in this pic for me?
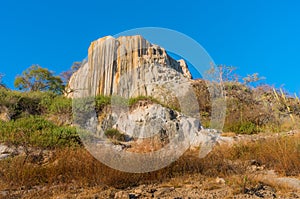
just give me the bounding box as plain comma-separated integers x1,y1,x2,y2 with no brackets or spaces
0,89,21,118
72,97,96,127
48,96,72,114
48,126,81,147
104,128,126,141
95,95,111,110
128,96,154,106
111,95,129,107
225,121,259,134
0,89,58,119
128,95,180,111
0,116,81,148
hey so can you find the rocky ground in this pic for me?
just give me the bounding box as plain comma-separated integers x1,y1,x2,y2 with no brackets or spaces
1,173,299,199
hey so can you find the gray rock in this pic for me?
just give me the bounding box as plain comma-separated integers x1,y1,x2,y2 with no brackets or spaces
99,103,222,155
0,144,14,154
0,144,8,154
0,144,15,160
0,153,10,160
113,103,187,139
154,187,175,197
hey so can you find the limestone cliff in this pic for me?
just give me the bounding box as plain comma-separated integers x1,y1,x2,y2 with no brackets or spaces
67,35,192,98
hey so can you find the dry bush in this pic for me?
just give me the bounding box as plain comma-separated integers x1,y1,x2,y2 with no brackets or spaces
191,79,211,127
0,148,234,191
192,80,300,134
225,135,300,176
0,147,245,190
0,135,299,191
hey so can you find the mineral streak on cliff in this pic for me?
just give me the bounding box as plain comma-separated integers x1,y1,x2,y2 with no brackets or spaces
67,35,192,98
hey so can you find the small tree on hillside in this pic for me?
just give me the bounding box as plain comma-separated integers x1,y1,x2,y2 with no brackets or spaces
205,64,238,84
242,73,265,86
14,65,64,94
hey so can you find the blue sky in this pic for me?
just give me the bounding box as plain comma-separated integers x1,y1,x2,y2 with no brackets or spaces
0,0,300,94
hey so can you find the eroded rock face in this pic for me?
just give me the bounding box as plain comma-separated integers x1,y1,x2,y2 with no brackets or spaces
113,103,201,140
68,35,221,168
67,35,192,98
96,101,220,158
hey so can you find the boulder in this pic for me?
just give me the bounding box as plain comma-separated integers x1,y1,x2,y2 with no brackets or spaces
97,101,221,156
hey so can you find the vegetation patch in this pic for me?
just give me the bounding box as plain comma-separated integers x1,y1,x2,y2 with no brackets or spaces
0,116,81,148
104,128,127,142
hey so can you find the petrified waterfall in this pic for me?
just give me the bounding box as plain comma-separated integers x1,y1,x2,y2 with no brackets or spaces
67,35,192,99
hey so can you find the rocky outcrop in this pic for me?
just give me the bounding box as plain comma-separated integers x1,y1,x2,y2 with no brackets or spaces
75,98,221,172
105,102,202,142
68,35,219,172
95,100,221,158
67,35,192,98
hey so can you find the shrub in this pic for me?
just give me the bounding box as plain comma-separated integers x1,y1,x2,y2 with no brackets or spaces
0,116,81,148
225,121,259,134
104,128,126,141
95,95,111,111
227,136,300,176
48,96,72,115
128,96,156,106
72,97,96,127
0,89,58,119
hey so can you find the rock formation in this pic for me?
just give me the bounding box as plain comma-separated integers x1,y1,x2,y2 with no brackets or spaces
69,35,222,170
79,99,222,172
67,35,192,99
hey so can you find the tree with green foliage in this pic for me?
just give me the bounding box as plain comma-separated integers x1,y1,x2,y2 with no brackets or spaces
14,65,64,94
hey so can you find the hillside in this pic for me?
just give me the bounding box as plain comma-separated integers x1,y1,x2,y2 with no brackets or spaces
0,87,300,198
0,35,300,198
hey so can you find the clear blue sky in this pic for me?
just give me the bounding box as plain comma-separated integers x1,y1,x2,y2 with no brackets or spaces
0,0,300,94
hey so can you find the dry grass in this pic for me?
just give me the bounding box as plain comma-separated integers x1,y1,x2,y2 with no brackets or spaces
225,134,300,176
0,147,243,191
0,134,299,194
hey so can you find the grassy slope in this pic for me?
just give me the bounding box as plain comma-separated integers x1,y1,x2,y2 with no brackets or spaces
0,82,300,197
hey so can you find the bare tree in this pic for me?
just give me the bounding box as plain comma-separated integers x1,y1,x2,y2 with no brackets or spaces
243,73,265,86
60,61,82,84
205,64,238,84
0,73,6,88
